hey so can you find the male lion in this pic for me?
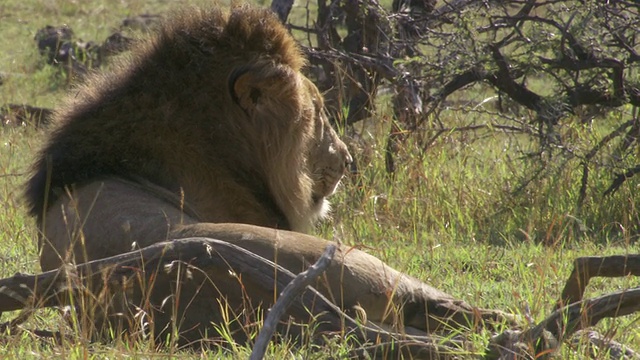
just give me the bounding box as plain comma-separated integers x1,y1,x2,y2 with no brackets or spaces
25,5,511,349
26,5,351,270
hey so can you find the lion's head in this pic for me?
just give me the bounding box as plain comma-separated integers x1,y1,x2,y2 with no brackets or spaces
226,57,352,231
26,6,351,237
302,77,353,217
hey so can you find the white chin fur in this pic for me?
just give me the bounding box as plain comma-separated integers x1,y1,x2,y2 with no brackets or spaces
314,198,331,220
290,198,331,233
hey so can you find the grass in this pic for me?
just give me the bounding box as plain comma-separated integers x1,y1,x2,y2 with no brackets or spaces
1,0,639,358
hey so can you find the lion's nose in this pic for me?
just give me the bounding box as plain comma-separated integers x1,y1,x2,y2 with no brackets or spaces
343,149,353,174
345,152,353,169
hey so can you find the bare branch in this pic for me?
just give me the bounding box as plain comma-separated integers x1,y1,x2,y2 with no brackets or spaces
604,164,640,195
270,0,294,22
250,244,336,360
559,255,640,308
488,285,640,359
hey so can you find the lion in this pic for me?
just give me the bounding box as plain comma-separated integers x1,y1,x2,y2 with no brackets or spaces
26,5,351,270
25,5,512,348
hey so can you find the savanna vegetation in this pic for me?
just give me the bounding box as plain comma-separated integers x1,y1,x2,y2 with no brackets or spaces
0,0,638,358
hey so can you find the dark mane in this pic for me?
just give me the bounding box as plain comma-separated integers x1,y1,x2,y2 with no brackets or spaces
24,5,303,222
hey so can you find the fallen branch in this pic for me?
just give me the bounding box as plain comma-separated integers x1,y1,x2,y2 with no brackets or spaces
544,287,640,345
571,330,640,360
487,255,640,359
559,255,640,308
488,286,640,359
250,244,336,360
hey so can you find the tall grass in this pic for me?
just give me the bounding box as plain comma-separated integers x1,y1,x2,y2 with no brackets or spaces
0,0,638,358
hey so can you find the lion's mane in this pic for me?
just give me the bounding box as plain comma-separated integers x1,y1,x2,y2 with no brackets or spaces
26,6,350,241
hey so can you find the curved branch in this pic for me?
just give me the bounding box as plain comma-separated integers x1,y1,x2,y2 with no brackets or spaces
250,244,336,360
604,164,640,196
488,286,640,359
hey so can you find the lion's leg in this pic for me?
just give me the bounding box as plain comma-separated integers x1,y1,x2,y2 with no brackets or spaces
169,223,516,334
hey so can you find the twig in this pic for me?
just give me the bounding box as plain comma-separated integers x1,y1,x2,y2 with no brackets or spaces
558,255,640,308
572,330,640,360
488,257,640,360
249,244,337,360
421,123,529,153
604,164,640,196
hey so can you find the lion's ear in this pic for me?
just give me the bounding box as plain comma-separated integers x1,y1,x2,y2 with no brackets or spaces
228,65,298,117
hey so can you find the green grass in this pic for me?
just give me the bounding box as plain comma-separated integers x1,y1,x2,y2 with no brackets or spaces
1,0,639,358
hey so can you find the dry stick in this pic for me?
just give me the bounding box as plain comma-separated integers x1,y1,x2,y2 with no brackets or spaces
249,244,336,360
572,330,640,360
539,287,640,349
487,286,640,359
489,256,640,359
559,255,640,309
